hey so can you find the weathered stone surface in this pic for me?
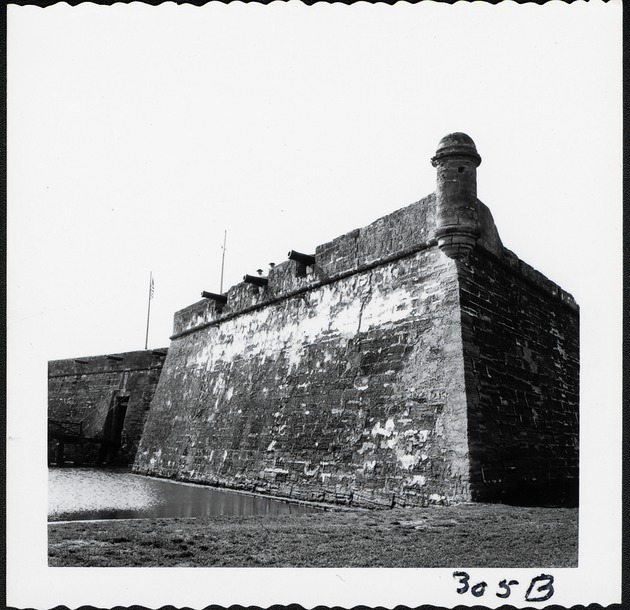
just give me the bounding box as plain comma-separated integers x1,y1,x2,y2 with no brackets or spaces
135,197,474,505
459,250,579,505
133,132,579,506
48,349,167,465
50,133,578,508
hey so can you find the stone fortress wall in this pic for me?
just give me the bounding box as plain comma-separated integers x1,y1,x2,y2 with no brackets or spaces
460,249,579,504
130,134,579,507
48,349,167,465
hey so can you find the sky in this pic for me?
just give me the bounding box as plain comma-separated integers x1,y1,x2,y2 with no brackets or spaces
7,1,623,608
8,0,621,361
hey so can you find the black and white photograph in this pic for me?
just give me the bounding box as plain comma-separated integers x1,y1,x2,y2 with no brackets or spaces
6,1,622,608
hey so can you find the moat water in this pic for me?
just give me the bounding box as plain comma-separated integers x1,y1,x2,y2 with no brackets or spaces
48,468,317,522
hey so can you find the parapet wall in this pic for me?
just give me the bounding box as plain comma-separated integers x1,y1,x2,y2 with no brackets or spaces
172,194,440,339
48,349,167,465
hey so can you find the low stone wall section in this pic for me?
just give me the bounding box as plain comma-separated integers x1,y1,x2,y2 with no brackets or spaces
48,349,167,464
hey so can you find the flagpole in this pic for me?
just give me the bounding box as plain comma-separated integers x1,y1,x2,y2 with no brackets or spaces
220,230,227,294
145,271,153,350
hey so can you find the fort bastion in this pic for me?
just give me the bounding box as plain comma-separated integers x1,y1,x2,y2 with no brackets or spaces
49,134,579,508
131,133,579,507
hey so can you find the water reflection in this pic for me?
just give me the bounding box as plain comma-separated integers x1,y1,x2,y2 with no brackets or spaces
49,468,317,521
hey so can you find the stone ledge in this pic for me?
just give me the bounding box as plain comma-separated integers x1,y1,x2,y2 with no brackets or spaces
477,246,578,312
172,238,438,339
173,194,437,337
48,349,169,377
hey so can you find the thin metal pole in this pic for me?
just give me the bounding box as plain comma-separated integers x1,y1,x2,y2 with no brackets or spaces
145,271,153,350
219,230,227,294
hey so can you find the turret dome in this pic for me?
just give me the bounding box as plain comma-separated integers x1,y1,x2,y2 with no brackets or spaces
432,132,481,166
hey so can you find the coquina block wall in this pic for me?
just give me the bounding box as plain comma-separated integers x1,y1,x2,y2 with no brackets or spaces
134,134,579,507
48,349,168,465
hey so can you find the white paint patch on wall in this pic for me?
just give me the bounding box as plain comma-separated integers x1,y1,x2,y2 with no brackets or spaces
397,452,421,470
409,474,426,487
185,274,419,374
304,463,319,476
357,441,376,454
354,377,369,390
148,448,161,468
264,467,288,474
358,282,423,330
371,418,396,438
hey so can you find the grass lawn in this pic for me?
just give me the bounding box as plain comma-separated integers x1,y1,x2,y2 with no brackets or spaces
48,503,578,567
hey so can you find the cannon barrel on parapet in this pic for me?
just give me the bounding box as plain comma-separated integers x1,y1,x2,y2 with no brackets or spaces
243,274,269,287
201,291,228,304
287,250,316,266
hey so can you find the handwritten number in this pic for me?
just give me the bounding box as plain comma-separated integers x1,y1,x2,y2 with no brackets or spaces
453,572,553,601
471,581,487,597
453,571,470,594
525,574,555,602
496,579,519,599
